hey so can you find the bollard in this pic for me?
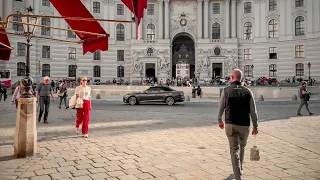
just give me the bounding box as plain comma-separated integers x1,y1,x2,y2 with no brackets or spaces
258,95,264,101
292,94,297,101
96,94,101,99
186,96,190,101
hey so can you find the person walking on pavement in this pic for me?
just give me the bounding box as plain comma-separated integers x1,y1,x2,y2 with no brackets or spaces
217,69,258,180
58,81,68,109
0,82,7,102
75,77,92,138
12,81,22,109
50,80,55,92
36,76,55,124
297,81,314,116
196,85,202,98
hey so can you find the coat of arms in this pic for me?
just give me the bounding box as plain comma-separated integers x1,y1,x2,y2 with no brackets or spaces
180,13,187,27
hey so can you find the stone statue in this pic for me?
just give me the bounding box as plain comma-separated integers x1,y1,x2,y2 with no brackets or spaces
232,56,238,69
132,56,142,73
158,56,170,72
198,55,209,72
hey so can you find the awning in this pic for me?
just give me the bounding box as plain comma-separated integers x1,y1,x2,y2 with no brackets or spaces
121,0,147,25
0,18,12,60
50,0,109,54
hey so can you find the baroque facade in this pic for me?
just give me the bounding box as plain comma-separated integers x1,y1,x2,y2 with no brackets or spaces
1,0,320,83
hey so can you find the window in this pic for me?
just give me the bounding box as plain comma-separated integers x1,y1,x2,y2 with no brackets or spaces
117,50,124,61
147,48,154,56
212,3,220,14
17,42,25,56
17,62,26,76
42,46,50,58
13,11,23,32
116,24,125,41
117,4,124,15
42,64,50,77
269,64,277,77
295,63,304,76
42,0,50,7
68,47,76,59
147,24,156,41
269,47,277,59
16,0,22,1
67,25,76,38
93,50,101,60
212,23,220,39
68,65,77,77
93,65,101,77
93,2,100,13
244,2,252,14
0,70,10,78
295,16,305,36
295,0,303,7
117,66,124,78
268,19,278,38
269,0,277,11
295,45,305,58
244,49,252,60
147,4,155,15
41,18,51,36
243,22,252,39
244,65,253,77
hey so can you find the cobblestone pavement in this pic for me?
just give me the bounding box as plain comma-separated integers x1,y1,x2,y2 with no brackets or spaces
0,100,320,180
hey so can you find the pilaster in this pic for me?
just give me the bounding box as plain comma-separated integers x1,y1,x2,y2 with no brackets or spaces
197,0,203,39
203,0,209,39
225,0,230,38
164,0,170,39
158,0,164,39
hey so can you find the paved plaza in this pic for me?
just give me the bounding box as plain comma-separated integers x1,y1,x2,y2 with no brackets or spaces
0,98,320,180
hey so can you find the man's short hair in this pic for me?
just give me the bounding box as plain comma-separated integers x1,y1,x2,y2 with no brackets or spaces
232,69,243,81
43,76,50,81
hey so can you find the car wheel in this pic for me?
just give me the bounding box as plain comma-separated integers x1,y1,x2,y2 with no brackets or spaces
128,97,137,105
165,97,175,106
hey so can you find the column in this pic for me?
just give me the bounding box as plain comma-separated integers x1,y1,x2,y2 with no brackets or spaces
3,0,12,29
259,0,266,38
286,0,292,35
254,0,260,38
197,0,203,39
203,0,209,39
315,0,320,32
231,0,236,38
158,0,163,39
225,0,230,38
279,0,286,36
164,0,170,39
109,1,115,39
307,0,313,33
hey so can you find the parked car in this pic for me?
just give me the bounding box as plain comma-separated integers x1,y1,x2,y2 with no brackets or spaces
123,86,185,105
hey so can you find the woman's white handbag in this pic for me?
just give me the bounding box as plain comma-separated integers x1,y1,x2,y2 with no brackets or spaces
69,95,77,109
75,97,83,109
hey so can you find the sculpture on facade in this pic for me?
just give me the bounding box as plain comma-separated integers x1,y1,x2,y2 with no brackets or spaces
198,55,209,72
158,56,170,72
232,56,238,69
132,56,142,73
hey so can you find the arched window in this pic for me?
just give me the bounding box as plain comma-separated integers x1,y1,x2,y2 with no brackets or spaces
295,16,305,36
146,24,156,41
268,19,278,38
117,66,124,78
243,22,253,39
17,62,26,76
269,64,277,77
13,11,23,32
116,24,125,41
68,65,77,77
212,23,220,39
147,48,154,56
42,64,50,77
93,65,101,77
41,18,51,36
295,63,304,76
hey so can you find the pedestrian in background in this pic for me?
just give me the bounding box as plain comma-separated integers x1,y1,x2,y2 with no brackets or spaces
36,76,55,124
297,81,314,116
196,85,202,98
58,81,68,109
75,77,92,138
0,82,7,102
218,69,258,180
12,81,22,109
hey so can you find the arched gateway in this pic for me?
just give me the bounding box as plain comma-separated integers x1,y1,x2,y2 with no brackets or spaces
171,33,195,80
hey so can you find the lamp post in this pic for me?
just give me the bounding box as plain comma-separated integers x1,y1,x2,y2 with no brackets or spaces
308,62,311,86
251,64,254,78
20,6,38,98
74,64,78,86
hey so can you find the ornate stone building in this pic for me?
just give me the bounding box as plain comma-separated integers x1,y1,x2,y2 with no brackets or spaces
1,0,320,83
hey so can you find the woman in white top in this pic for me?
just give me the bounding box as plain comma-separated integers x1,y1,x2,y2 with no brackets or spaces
75,77,92,138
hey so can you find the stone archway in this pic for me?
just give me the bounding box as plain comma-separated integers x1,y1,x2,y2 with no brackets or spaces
171,33,195,80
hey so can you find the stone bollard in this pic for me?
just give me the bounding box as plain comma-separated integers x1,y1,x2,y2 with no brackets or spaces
292,94,298,101
96,94,101,99
258,95,264,101
186,96,190,101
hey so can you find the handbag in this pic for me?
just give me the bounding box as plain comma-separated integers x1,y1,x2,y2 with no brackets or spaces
75,97,83,109
250,136,260,161
69,94,77,109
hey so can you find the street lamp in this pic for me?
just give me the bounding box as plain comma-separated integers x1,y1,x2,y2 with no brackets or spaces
308,62,311,86
74,64,78,86
20,6,38,98
251,64,254,78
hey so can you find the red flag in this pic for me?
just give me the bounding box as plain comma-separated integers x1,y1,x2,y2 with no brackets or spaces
121,0,147,25
50,0,109,54
0,18,11,60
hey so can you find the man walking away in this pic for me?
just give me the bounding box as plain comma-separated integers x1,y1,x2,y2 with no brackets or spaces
36,76,54,124
0,82,7,102
297,81,314,116
218,69,258,180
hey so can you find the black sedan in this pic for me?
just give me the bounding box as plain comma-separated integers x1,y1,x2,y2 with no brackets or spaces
123,86,185,105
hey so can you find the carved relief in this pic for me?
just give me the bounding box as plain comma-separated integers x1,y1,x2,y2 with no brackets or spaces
198,55,209,72
157,56,170,73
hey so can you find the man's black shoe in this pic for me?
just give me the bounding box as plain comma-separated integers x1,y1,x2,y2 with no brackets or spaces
44,121,48,124
297,113,303,116
309,113,314,116
59,106,61,109
38,119,41,122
